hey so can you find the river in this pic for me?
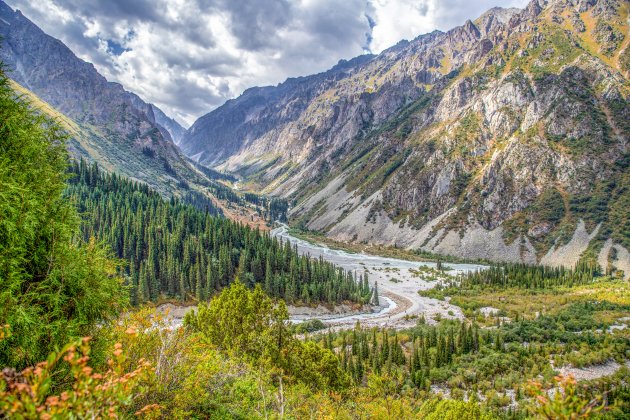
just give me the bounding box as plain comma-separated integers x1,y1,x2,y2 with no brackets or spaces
271,224,486,329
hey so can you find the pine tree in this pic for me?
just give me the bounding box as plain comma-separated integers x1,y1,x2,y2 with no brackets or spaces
372,281,380,306
446,328,455,364
65,160,372,308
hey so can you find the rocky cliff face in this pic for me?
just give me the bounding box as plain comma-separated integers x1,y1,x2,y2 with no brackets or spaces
182,54,377,165
184,0,629,274
0,1,194,196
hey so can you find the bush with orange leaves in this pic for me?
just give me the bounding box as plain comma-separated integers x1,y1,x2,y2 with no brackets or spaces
0,325,160,419
526,374,607,419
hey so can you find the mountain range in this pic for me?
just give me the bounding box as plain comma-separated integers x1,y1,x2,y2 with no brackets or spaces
0,0,628,274
179,0,629,275
0,1,201,196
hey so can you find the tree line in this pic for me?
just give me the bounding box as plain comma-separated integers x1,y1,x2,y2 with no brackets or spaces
66,160,374,305
322,320,482,388
453,262,598,290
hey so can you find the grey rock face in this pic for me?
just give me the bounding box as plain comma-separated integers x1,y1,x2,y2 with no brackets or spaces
151,105,186,145
183,0,628,270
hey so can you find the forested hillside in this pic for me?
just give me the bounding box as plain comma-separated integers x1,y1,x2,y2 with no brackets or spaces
66,160,373,306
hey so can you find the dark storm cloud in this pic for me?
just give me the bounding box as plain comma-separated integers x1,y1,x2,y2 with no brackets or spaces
364,14,376,51
300,0,367,49
158,73,227,116
57,0,164,23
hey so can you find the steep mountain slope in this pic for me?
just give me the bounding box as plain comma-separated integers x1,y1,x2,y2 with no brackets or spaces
182,54,376,165
0,1,195,196
151,105,186,145
180,0,629,274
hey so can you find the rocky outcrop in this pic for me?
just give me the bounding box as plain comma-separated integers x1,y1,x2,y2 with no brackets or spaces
182,54,378,166
180,0,629,273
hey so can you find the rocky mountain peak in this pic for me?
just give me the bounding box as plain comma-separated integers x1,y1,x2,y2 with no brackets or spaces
180,0,628,274
475,7,520,36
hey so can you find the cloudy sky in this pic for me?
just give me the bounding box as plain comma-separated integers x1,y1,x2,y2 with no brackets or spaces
6,0,528,126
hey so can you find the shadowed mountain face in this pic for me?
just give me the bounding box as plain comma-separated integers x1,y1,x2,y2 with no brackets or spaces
151,105,187,145
0,0,193,196
180,0,629,273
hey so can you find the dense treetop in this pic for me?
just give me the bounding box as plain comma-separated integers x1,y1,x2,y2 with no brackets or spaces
66,159,374,306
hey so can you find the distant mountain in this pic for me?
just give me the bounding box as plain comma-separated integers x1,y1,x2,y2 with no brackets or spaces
151,105,186,145
180,0,629,275
182,54,375,165
0,1,195,196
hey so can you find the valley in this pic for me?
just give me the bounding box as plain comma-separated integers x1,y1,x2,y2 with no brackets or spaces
180,0,630,275
0,0,628,418
158,223,485,329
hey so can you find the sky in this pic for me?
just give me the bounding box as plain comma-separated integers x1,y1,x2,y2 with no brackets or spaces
6,0,529,127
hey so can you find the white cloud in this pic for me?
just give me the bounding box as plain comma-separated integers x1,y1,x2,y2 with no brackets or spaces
368,0,435,53
5,0,529,126
367,0,529,53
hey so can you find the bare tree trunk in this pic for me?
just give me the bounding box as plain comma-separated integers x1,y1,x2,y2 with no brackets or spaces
276,376,285,419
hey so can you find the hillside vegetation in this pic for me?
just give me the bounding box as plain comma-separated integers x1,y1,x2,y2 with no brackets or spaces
3,64,628,418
